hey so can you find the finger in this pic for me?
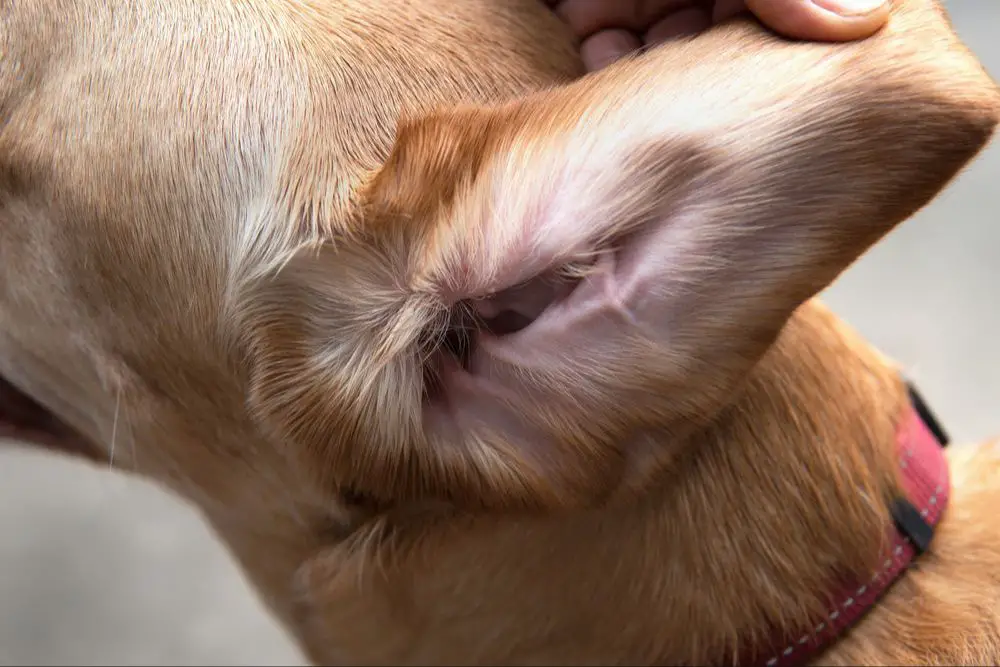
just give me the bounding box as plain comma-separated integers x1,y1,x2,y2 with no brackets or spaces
555,0,639,37
711,0,750,23
580,29,643,71
644,6,712,44
555,0,693,38
745,0,891,42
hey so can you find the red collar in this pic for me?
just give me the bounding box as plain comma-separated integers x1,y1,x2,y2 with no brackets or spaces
742,383,952,667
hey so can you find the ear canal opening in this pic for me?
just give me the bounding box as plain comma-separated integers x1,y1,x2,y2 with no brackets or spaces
421,268,582,404
480,310,535,337
470,268,584,336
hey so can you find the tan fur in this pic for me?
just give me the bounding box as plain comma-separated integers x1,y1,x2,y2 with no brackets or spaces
0,0,999,664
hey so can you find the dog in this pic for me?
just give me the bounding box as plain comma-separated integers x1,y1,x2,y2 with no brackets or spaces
1,0,999,663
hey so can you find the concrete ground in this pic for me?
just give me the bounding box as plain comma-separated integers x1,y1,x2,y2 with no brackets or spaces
0,3,997,665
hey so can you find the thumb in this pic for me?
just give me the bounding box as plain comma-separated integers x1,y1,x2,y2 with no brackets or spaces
746,0,891,42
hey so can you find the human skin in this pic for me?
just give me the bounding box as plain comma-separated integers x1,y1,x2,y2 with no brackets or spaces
546,0,892,70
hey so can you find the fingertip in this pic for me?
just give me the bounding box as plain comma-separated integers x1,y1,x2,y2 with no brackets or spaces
746,0,891,42
644,7,712,44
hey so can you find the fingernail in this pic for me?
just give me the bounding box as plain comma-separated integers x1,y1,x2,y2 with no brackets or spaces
812,0,887,16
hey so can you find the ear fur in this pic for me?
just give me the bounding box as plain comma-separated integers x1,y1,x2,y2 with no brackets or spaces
243,0,1000,510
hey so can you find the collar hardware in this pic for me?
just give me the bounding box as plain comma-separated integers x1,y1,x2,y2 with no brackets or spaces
731,380,950,667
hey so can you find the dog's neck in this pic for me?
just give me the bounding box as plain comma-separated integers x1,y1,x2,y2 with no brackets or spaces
651,300,910,663
187,300,918,666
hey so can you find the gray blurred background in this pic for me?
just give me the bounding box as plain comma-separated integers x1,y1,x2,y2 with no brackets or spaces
0,2,996,665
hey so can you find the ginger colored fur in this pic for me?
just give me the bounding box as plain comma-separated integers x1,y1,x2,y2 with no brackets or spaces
0,0,999,664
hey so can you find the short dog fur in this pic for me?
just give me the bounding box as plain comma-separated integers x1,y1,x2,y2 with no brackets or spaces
1,0,999,664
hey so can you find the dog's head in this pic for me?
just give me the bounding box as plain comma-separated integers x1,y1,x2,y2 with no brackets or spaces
1,0,998,510
239,0,1000,517
0,0,998,654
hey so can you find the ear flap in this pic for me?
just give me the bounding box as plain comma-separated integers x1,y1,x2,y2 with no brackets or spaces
245,0,999,511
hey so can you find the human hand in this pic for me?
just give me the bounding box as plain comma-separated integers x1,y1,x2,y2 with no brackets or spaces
545,0,892,71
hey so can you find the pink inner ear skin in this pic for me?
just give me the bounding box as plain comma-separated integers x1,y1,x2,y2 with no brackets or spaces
422,207,681,448
470,195,699,376
470,251,636,377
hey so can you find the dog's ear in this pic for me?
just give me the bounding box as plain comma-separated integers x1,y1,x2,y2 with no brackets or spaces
244,0,999,511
